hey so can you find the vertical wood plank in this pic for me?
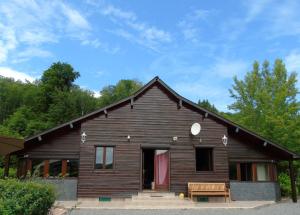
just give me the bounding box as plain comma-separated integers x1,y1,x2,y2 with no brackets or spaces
3,154,10,177
268,163,274,181
62,160,67,176
237,163,241,181
44,160,49,178
252,163,257,181
273,163,278,181
26,159,32,175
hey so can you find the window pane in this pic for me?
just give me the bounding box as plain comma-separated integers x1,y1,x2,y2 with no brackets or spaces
31,159,44,177
240,163,252,181
257,164,269,181
105,147,114,169
95,147,104,169
229,163,237,180
67,160,79,177
196,148,213,171
49,160,62,177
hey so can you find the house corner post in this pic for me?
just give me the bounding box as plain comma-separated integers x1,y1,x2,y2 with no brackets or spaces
3,154,10,177
289,160,297,203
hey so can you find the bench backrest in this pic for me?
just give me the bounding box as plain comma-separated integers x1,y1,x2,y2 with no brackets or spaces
188,183,226,192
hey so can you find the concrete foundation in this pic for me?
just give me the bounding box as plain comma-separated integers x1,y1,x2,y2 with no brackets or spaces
230,181,281,201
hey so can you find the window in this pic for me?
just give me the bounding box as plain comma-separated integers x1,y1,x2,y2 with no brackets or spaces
257,163,270,181
95,146,114,169
31,159,44,177
240,163,252,181
49,160,62,177
195,148,213,171
67,160,79,177
229,163,237,180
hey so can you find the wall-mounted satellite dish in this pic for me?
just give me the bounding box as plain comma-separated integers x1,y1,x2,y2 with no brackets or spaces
191,123,201,136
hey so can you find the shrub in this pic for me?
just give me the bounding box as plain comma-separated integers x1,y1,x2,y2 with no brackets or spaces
0,168,17,179
278,172,291,197
0,179,55,215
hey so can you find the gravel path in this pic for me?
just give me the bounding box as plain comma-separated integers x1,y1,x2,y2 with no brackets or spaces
69,201,300,215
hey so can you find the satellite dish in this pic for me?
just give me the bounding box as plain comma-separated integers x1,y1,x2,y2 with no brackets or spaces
191,123,201,135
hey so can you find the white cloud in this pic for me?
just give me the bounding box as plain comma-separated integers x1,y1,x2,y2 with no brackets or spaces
285,51,300,72
99,3,172,51
13,47,53,63
212,59,248,78
101,4,136,21
0,25,18,63
61,3,91,30
244,0,272,23
20,30,58,45
92,90,101,98
0,0,98,63
81,39,120,54
178,9,214,43
266,0,300,37
0,67,36,82
241,0,300,38
81,39,101,48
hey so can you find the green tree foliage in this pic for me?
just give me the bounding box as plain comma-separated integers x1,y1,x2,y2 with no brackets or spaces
228,59,300,153
98,79,143,107
41,62,80,92
198,99,219,114
0,62,97,138
0,63,143,139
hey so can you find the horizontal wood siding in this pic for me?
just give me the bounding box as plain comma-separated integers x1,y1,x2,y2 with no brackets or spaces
228,133,273,161
78,84,229,197
25,128,80,159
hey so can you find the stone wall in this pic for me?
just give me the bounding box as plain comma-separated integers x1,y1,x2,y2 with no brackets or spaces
46,179,78,200
230,181,281,201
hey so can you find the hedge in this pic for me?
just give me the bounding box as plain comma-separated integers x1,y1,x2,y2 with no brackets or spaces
0,179,55,215
0,168,17,179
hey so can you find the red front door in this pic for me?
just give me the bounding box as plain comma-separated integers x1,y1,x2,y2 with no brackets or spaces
154,150,169,190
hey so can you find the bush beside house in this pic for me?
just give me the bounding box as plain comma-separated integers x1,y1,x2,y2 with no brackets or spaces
0,179,55,215
278,172,300,197
0,168,17,179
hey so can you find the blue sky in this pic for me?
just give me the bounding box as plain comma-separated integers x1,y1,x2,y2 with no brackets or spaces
0,0,300,111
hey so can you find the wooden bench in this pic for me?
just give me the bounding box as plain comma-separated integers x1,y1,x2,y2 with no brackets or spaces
188,182,231,202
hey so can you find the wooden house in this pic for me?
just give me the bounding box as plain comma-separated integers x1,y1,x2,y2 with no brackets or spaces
13,77,299,202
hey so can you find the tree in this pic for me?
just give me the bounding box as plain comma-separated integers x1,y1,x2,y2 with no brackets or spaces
47,88,97,125
228,59,300,153
0,63,143,138
0,62,99,138
198,99,219,113
41,62,80,92
98,79,143,107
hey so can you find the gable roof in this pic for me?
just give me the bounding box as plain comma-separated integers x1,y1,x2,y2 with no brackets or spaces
25,76,299,160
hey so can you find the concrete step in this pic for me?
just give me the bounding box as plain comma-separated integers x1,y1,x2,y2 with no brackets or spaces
130,197,185,202
137,192,176,198
125,200,194,206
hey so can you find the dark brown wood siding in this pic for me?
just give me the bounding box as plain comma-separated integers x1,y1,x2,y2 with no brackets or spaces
24,128,80,159
78,84,229,197
227,133,274,162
